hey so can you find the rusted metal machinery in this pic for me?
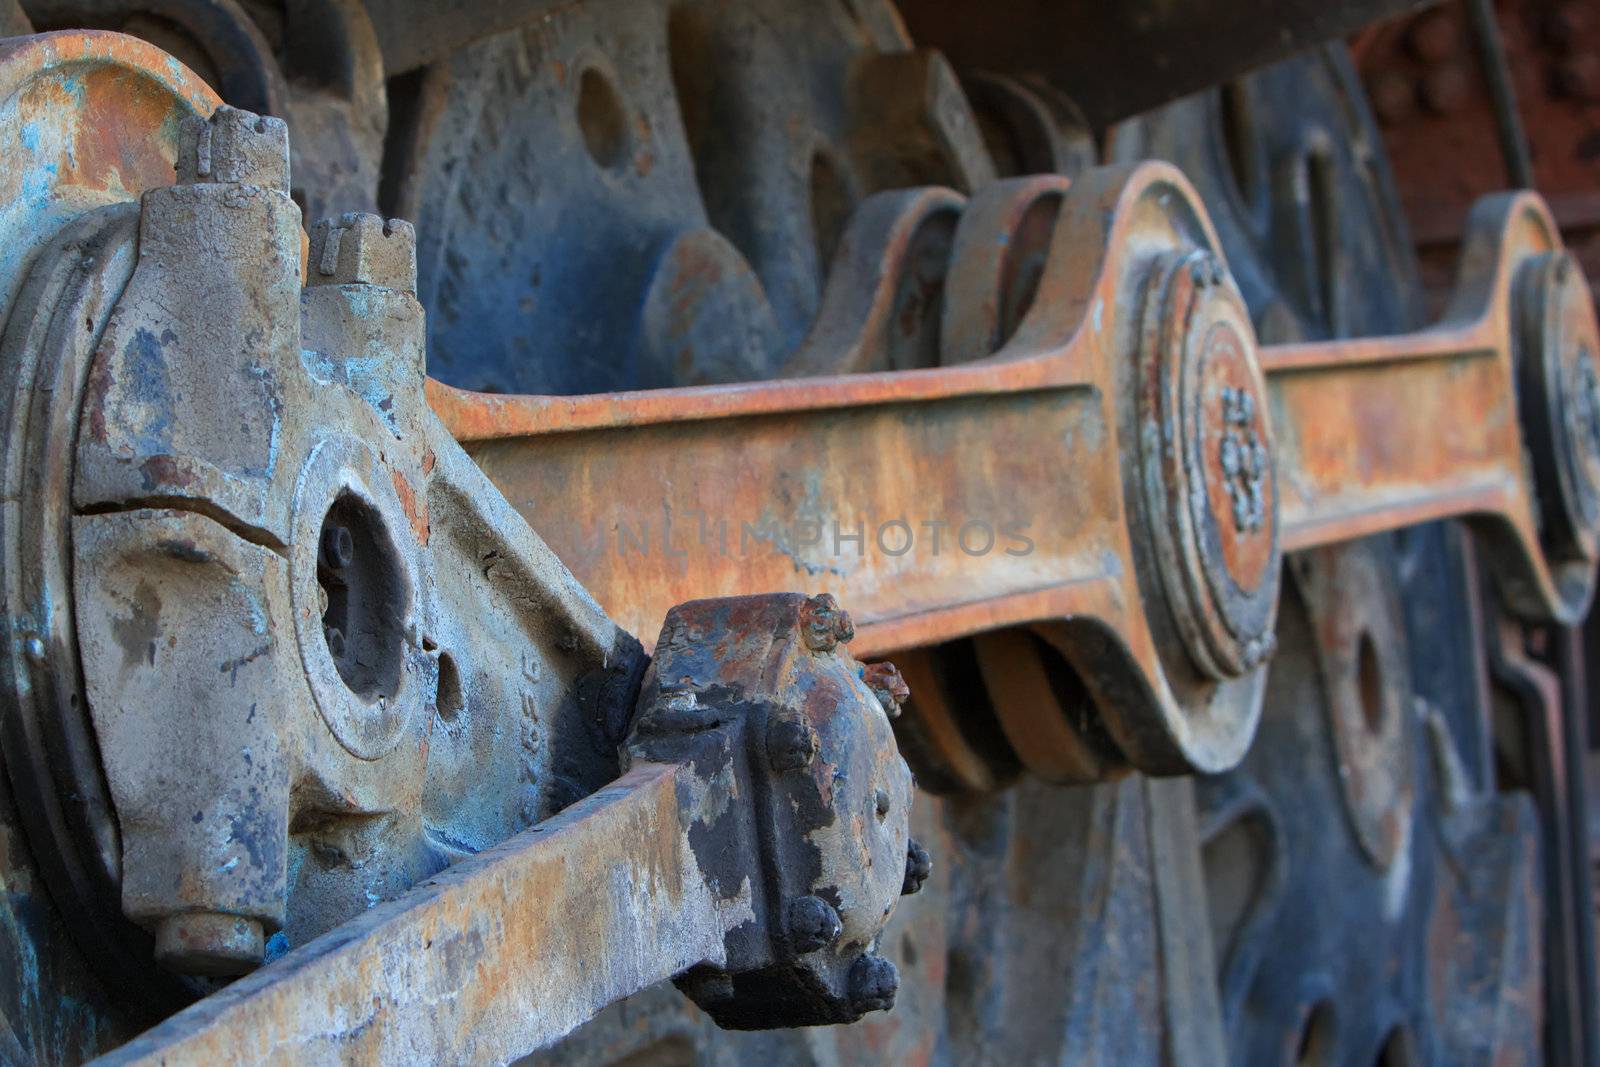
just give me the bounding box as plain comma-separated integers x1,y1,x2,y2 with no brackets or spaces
0,1,1596,1064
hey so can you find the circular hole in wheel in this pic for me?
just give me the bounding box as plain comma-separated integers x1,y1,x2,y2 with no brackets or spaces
809,148,852,274
435,651,464,722
1357,631,1385,734
577,66,630,172
1295,1001,1336,1065
317,493,407,703
1218,79,1262,210
1376,1026,1419,1066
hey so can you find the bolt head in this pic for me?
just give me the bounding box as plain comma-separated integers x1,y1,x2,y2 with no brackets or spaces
799,593,854,652
767,715,819,771
1243,632,1277,669
861,661,910,717
320,524,355,570
848,953,899,1014
902,837,931,895
785,894,843,953
177,106,289,192
308,213,419,293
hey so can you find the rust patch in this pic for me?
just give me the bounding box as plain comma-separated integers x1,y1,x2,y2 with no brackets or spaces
391,467,429,545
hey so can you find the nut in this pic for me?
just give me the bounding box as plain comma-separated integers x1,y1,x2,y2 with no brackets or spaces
177,105,289,192
320,524,355,570
784,894,843,954
861,661,910,717
308,213,419,293
902,837,931,895
799,593,855,652
848,953,899,1014
766,714,819,771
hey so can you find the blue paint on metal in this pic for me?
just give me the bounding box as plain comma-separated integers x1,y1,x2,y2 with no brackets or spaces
125,327,175,456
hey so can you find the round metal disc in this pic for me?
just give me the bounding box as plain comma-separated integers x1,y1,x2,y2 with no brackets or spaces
0,30,218,1015
0,30,219,316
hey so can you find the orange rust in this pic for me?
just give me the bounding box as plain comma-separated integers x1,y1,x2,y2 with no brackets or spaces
415,166,1597,781
429,166,1154,670
429,176,1595,652
102,762,723,1066
1266,194,1600,626
0,31,218,187
390,467,429,545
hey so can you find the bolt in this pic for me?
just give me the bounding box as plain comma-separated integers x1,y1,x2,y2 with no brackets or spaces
308,213,419,294
324,626,346,661
785,894,843,953
861,661,910,718
848,953,899,1014
1407,10,1459,62
767,714,819,771
1220,386,1269,535
176,105,289,192
903,837,931,895
799,593,854,652
21,636,45,664
1569,345,1600,459
320,524,355,570
1187,252,1226,288
1242,632,1278,670
1420,64,1472,114
153,911,265,977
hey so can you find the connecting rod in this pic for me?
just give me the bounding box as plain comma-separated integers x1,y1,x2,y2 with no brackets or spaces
430,164,1600,779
